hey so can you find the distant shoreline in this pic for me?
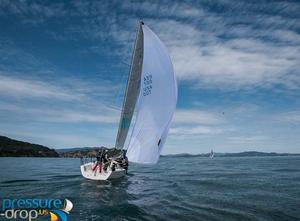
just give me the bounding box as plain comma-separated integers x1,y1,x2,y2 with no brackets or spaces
161,151,300,158
56,147,300,158
1,153,300,158
1,135,299,158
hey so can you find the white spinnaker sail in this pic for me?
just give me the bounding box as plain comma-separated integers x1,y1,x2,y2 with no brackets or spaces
126,24,177,164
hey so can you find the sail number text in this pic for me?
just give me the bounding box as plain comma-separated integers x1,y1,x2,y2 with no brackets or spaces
143,74,152,96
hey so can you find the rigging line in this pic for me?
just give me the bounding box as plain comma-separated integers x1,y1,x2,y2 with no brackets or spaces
110,47,135,112
104,66,128,113
121,59,130,67
104,103,138,113
113,28,137,112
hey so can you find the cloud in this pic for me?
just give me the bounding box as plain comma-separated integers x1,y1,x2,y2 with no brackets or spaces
173,109,225,125
55,111,119,124
97,0,299,91
41,108,119,124
0,37,51,73
170,125,223,136
0,100,119,124
0,75,80,100
0,73,124,103
170,109,226,139
68,0,298,91
227,135,270,144
0,73,123,125
150,19,300,90
5,1,297,91
0,1,67,24
275,110,300,124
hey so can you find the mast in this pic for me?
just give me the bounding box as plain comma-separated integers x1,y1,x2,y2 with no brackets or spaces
115,21,144,149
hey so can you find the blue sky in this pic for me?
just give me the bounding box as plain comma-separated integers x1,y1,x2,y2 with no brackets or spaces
0,0,299,154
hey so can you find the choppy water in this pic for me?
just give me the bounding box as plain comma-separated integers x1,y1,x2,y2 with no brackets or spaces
0,156,300,221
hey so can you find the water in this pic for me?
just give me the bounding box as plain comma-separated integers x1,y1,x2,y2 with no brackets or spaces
0,156,300,221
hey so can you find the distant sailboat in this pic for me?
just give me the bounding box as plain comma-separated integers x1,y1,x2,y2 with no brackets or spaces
80,21,177,180
210,149,214,159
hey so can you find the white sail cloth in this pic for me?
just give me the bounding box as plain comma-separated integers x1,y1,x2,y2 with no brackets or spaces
126,24,177,164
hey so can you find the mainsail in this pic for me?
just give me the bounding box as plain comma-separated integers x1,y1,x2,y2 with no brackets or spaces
115,22,144,149
126,24,178,164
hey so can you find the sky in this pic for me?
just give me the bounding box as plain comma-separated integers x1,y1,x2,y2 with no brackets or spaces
0,0,299,154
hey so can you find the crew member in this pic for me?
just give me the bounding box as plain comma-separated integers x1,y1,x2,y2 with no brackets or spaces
92,150,102,173
122,153,129,174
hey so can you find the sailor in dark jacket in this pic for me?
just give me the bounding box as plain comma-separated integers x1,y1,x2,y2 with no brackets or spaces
122,153,129,174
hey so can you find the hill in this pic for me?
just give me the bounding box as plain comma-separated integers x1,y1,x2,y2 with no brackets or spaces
58,146,124,158
59,147,100,158
0,136,59,157
164,151,300,158
58,147,300,158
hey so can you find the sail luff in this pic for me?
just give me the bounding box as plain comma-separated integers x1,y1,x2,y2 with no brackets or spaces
115,21,144,149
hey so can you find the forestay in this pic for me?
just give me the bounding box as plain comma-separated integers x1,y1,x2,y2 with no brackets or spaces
126,24,177,164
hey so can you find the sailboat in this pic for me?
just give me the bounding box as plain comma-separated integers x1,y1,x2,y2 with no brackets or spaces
210,149,214,159
80,21,178,180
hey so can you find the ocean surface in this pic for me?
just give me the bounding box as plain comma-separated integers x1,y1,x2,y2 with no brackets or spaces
0,156,300,221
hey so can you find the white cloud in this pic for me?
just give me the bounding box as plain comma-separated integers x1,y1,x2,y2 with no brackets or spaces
170,109,226,139
275,110,300,124
0,73,122,125
227,135,270,144
0,101,119,124
0,1,66,24
45,109,119,124
6,1,297,91
173,109,224,125
75,5,297,91
0,73,123,103
170,125,223,136
0,75,81,100
149,20,300,90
